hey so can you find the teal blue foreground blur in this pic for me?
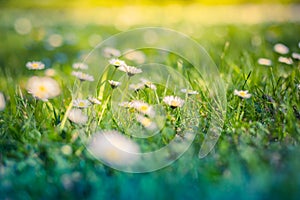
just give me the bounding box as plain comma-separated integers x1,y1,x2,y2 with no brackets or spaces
1,6,300,200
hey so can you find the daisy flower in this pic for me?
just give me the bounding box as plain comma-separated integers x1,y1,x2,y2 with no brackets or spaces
45,68,56,77
118,65,142,76
71,71,94,82
163,96,185,108
129,83,145,91
108,80,121,89
88,130,140,166
274,43,289,54
131,100,155,117
297,84,300,90
26,76,61,101
72,62,88,70
292,52,300,60
118,101,134,108
68,108,88,124
0,92,6,111
61,145,72,155
103,47,121,58
140,78,157,90
180,88,199,95
124,50,146,64
257,58,272,66
136,114,157,130
73,99,91,108
234,89,251,99
278,56,293,65
109,58,126,68
26,61,45,70
88,97,101,105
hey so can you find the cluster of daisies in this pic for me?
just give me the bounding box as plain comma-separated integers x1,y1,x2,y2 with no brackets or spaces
68,96,101,125
241,42,300,99
85,56,199,166
105,58,143,90
25,61,61,101
257,42,300,66
128,95,186,131
107,57,202,130
71,62,94,82
119,100,158,131
67,56,200,132
109,58,142,76
68,63,101,124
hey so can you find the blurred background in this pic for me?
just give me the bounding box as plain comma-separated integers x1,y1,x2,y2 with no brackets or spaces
1,0,299,94
1,0,299,27
0,0,299,64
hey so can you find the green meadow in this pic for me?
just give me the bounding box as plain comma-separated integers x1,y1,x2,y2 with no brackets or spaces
0,4,300,200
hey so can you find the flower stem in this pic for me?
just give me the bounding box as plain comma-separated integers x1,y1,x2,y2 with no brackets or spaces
60,101,73,131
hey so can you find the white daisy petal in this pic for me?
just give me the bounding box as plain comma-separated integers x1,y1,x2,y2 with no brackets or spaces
180,88,199,95
124,50,146,64
118,101,134,108
72,62,88,70
88,97,101,105
103,47,121,58
108,80,121,89
140,78,157,90
68,108,88,124
118,65,142,76
71,71,94,82
45,68,56,77
129,83,145,91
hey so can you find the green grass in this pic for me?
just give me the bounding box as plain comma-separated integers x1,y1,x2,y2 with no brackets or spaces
0,10,300,199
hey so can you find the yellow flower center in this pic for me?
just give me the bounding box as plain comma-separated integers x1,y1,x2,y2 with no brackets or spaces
36,85,47,98
78,102,85,107
115,61,120,65
239,91,246,97
38,85,46,92
139,105,149,112
171,100,179,107
106,149,120,161
32,63,39,69
141,118,152,127
146,82,151,85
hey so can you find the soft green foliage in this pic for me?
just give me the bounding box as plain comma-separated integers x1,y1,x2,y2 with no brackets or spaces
0,11,300,200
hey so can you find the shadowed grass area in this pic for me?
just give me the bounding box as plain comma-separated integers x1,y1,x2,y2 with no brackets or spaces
0,7,300,200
